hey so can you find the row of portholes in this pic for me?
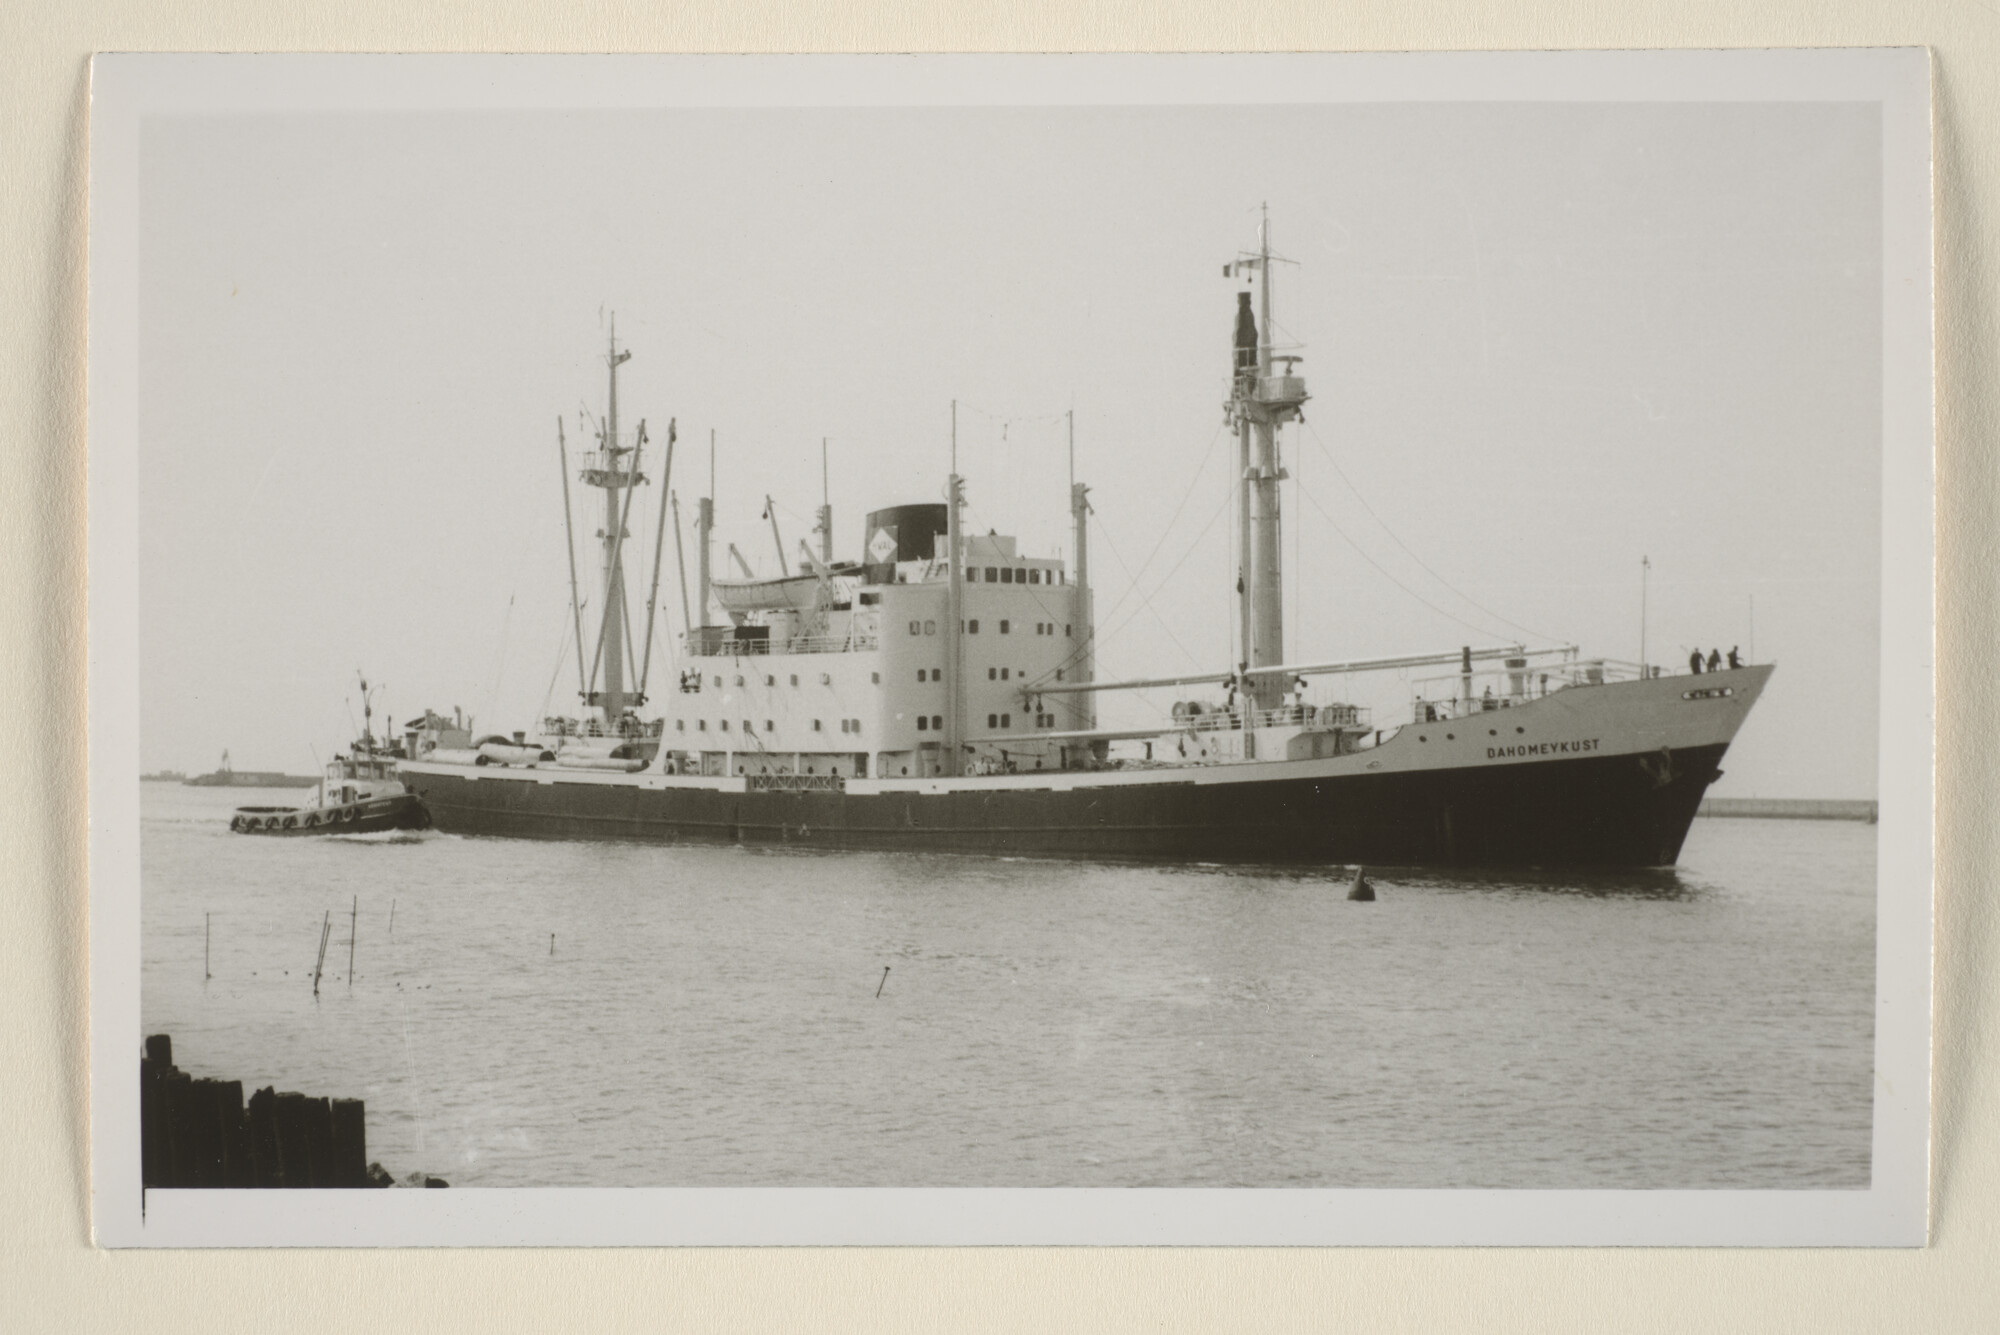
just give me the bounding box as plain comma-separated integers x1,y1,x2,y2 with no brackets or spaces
675,718,855,734
716,672,855,688
1418,725,1529,743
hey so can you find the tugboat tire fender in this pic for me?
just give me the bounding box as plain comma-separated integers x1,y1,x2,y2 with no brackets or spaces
282,815,298,829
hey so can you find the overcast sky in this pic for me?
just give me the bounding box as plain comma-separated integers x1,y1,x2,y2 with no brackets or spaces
137,100,1882,797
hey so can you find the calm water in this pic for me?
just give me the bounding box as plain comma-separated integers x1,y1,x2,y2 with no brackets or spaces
139,783,1875,1188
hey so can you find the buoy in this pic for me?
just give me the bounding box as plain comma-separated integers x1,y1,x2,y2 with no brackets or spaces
1347,867,1375,901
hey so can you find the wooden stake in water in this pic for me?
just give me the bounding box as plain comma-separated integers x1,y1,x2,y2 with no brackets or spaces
876,966,890,998
204,912,211,981
549,933,555,956
312,911,331,998
347,895,357,987
389,898,396,936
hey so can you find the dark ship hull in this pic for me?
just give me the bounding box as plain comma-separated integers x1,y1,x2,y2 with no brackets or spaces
401,742,1724,868
401,666,1771,869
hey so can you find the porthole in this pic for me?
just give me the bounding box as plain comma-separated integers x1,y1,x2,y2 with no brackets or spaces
1516,727,1525,734
1489,729,1496,736
1419,735,1428,743
1446,733,1455,740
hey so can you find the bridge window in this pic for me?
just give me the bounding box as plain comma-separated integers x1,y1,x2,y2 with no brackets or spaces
765,675,775,687
676,719,685,731
987,713,997,728
1029,570,1040,585
872,672,880,684
917,716,928,731
985,567,998,582
734,675,745,686
999,620,1010,634
713,675,723,687
699,720,707,731
923,620,936,635
744,720,754,733
1001,667,1010,680
968,619,980,634
988,667,997,680
766,720,774,732
909,621,921,636
931,714,942,729
1001,567,1014,584
812,719,822,731
965,567,977,582
1064,624,1071,637
1001,713,1011,728
918,669,927,683
790,674,799,686
720,720,729,732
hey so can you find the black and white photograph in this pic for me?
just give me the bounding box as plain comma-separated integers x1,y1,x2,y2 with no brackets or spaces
86,51,1933,1246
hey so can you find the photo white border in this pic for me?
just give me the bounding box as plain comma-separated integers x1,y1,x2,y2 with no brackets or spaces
87,49,1934,1247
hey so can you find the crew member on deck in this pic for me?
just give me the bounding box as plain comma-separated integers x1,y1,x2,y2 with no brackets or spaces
1706,649,1722,673
1689,649,1704,674
1728,646,1742,669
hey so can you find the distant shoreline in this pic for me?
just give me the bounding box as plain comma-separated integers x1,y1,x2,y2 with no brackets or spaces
1698,797,1877,823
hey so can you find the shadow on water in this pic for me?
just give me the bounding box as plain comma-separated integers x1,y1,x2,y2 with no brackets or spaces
407,823,1706,901
720,839,1705,901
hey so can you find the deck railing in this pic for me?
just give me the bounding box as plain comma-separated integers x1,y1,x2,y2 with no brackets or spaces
1181,702,1371,733
683,632,877,658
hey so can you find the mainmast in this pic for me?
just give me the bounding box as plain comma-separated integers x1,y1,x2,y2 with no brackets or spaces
1068,410,1094,735
1225,206,1308,712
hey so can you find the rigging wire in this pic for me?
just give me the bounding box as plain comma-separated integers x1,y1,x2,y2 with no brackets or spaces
1029,476,1237,692
537,603,575,723
1091,521,1206,672
1293,479,1516,641
1301,420,1556,643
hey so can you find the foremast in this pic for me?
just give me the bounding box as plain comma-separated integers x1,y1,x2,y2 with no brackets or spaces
1225,206,1309,712
578,319,648,724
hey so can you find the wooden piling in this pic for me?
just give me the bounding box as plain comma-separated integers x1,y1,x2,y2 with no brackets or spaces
347,895,357,987
312,911,331,997
330,1099,367,1187
142,1035,402,1189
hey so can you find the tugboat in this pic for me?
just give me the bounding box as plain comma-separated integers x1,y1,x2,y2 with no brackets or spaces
230,676,431,836
396,217,1771,868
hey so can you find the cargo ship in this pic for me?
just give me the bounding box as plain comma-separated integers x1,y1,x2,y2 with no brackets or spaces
183,751,318,789
398,221,1770,868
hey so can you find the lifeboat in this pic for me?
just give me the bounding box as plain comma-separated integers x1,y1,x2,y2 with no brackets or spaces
710,572,822,615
